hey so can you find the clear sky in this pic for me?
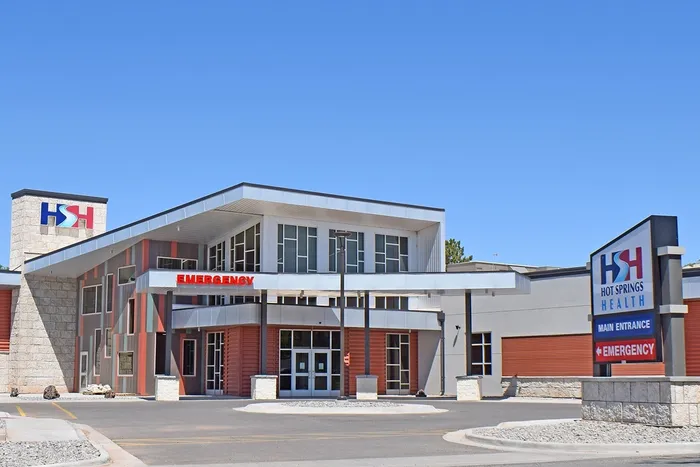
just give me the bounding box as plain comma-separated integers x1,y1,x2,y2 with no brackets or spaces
1,2,698,268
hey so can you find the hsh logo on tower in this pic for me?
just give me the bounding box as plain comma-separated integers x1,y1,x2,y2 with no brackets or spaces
40,202,94,229
600,247,643,285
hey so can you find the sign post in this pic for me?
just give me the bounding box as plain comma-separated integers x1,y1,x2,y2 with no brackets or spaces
590,216,686,376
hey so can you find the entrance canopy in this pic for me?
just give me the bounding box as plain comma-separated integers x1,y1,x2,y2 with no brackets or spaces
136,269,531,297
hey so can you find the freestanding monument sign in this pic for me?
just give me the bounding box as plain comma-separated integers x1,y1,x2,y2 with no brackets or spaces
582,216,699,426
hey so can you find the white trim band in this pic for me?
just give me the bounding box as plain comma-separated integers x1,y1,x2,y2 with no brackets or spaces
659,304,688,315
657,246,685,257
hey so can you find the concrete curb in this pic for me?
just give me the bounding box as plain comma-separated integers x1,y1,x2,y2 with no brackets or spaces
235,403,448,415
444,419,700,456
74,423,147,466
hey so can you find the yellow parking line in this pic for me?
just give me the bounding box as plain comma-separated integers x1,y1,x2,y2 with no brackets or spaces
16,405,26,417
51,402,77,420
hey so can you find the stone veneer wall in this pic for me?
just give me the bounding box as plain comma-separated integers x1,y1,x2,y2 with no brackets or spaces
501,377,582,398
8,275,78,393
9,193,107,271
0,352,8,391
582,377,700,427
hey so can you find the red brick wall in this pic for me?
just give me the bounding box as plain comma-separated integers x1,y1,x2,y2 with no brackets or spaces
0,290,11,352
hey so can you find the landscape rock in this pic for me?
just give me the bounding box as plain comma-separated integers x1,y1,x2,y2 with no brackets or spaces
42,385,60,400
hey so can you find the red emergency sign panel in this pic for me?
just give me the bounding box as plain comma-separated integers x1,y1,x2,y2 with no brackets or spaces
594,338,657,363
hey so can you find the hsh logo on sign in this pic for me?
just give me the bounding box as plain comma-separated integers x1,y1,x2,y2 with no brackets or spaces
600,247,643,284
40,202,94,229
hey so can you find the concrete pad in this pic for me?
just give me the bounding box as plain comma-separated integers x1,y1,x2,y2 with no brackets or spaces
5,417,86,442
235,402,447,415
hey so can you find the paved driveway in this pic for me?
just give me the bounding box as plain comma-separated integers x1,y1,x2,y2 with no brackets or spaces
0,399,581,466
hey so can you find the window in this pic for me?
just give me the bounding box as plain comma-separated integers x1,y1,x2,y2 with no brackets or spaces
277,224,317,273
182,339,197,377
208,241,226,306
231,295,261,305
82,284,103,315
127,298,135,335
94,329,102,376
106,274,113,313
329,230,364,273
375,296,409,311
471,333,492,376
104,328,112,358
375,234,408,273
386,333,410,393
279,330,340,392
158,257,198,270
329,296,365,308
231,224,261,272
276,296,318,306
118,265,136,285
118,351,134,376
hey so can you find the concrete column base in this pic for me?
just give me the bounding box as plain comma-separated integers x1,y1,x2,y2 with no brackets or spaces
251,375,278,400
582,376,700,427
356,375,378,400
456,375,483,401
155,375,179,401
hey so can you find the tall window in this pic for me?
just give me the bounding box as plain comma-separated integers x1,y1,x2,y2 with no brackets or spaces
375,296,409,311
209,241,226,306
106,274,113,313
231,223,261,272
82,285,103,315
158,257,198,270
127,298,135,335
94,329,102,377
105,328,112,358
375,235,408,273
471,333,492,376
277,225,317,273
329,230,364,273
182,339,196,377
386,334,410,393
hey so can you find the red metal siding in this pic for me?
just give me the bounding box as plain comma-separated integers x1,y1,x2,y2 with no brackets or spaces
223,326,260,397
0,290,11,352
686,300,700,376
502,334,593,377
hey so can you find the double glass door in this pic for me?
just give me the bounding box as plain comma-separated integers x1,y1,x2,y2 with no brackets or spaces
292,349,331,397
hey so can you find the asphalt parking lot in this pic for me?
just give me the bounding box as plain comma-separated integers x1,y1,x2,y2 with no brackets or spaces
0,398,581,466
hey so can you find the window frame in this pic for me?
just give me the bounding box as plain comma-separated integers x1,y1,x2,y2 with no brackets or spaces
277,224,318,273
81,284,103,315
182,339,197,377
374,234,409,273
329,230,365,273
117,265,136,286
93,328,102,377
118,351,134,377
105,274,114,313
230,223,261,273
104,327,112,359
157,256,198,271
471,332,492,376
127,298,135,336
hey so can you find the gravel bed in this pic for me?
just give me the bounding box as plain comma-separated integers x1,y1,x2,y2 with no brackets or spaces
282,400,399,408
0,441,100,467
474,420,700,444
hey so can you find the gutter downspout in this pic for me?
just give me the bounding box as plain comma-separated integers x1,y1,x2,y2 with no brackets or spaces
438,312,446,396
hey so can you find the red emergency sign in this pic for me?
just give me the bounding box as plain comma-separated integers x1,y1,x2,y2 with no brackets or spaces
594,338,657,363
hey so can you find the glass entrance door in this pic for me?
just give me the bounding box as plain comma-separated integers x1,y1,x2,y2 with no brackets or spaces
206,332,225,395
292,350,311,397
311,350,331,397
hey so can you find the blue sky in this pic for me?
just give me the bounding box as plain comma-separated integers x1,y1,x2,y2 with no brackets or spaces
1,2,698,268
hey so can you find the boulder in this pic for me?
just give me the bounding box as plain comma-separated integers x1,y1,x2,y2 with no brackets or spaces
82,384,112,395
43,385,60,400
9,387,19,397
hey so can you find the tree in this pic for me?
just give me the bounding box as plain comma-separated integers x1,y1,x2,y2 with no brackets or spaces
445,238,472,265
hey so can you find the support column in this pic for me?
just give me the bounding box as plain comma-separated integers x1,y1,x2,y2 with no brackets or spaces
260,290,268,375
659,246,686,376
164,291,173,375
364,290,370,375
464,291,472,376
438,312,446,395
